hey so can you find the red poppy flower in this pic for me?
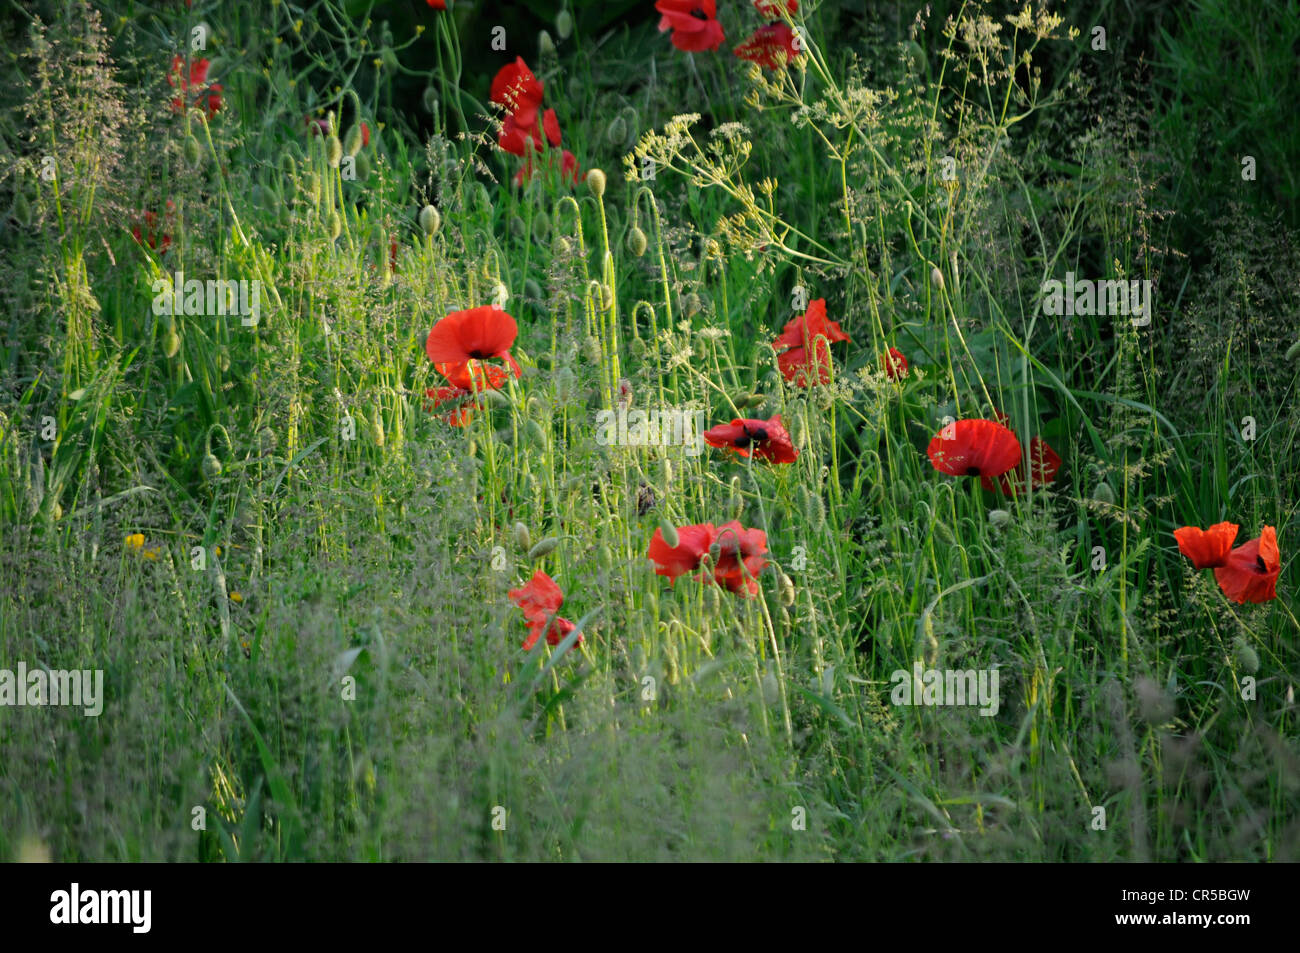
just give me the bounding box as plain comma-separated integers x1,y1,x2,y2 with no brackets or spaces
1214,526,1281,603
306,116,330,136
508,571,582,649
772,298,851,387
974,412,1060,492
490,57,545,129
704,414,798,463
883,347,908,380
168,56,222,118
425,306,522,378
655,0,726,52
707,521,769,596
513,148,580,188
1174,522,1239,570
500,108,561,157
648,522,717,584
427,0,448,8
361,121,371,148
927,418,1022,479
754,0,797,16
734,23,800,70
131,202,175,254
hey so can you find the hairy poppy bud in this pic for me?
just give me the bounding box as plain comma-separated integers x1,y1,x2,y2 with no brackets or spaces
528,536,561,560
606,116,628,147
683,292,702,318
419,204,440,236
1092,482,1115,505
513,521,532,553
163,329,180,358
525,419,547,448
657,516,680,549
328,211,342,240
583,335,602,363
1232,636,1260,674
531,212,550,242
988,508,1011,529
538,30,556,56
586,168,606,198
555,9,573,39
629,336,647,359
422,87,439,114
524,278,543,301
12,192,33,227
201,453,223,481
930,266,944,291
183,135,202,166
343,124,364,159
326,134,343,168
1286,338,1300,362
371,408,384,447
510,213,526,239
626,225,647,257
777,571,795,606
354,152,371,179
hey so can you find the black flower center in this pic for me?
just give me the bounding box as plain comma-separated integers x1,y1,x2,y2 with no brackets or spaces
690,7,708,19
1256,555,1268,573
468,349,490,359
965,466,981,476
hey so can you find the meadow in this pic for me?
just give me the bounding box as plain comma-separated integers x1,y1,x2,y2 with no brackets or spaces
0,0,1297,862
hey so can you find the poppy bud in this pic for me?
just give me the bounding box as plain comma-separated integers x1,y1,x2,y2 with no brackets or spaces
328,211,342,240
513,521,532,553
477,389,510,408
309,172,322,205
371,408,384,447
524,278,543,300
343,124,364,159
183,134,202,166
530,213,550,242
629,337,647,359
600,283,614,311
218,347,230,372
419,204,441,236
555,9,573,39
988,508,1011,529
525,419,547,448
930,266,944,291
556,236,574,256
510,213,526,239
539,30,556,56
1287,338,1300,362
606,116,628,147
796,484,824,525
661,457,673,485
163,329,180,358
422,87,439,114
729,476,744,519
683,293,702,318
624,226,648,259
528,536,561,560
52,502,62,520
583,335,602,363
657,516,680,549
1232,636,1260,674
326,134,343,168
1092,482,1115,505
761,670,780,705
707,541,722,564
354,152,371,179
201,453,223,481
586,168,607,198
934,520,955,545
777,571,795,606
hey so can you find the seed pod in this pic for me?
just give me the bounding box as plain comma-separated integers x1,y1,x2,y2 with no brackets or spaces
201,453,223,481
328,211,342,240
1092,482,1115,505
657,516,680,549
626,225,647,257
343,124,364,158
528,536,561,560
1233,636,1260,674
419,204,441,236
163,329,180,358
513,521,532,553
555,9,573,39
326,134,343,168
586,168,607,198
183,134,202,166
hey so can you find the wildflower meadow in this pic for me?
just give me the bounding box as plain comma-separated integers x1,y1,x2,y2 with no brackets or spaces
1,0,1298,873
